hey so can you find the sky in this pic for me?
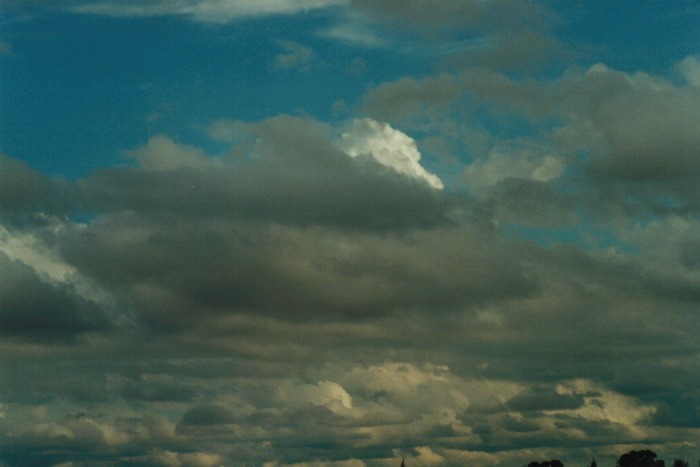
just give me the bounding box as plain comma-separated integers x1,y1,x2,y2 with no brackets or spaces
1,1,700,465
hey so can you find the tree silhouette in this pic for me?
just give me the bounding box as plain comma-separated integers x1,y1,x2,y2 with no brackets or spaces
617,449,665,467
672,460,689,467
527,461,564,467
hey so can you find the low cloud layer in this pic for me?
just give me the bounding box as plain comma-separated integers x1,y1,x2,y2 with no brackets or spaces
2,104,700,464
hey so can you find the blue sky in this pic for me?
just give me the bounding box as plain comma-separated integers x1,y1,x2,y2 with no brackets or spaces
2,1,700,466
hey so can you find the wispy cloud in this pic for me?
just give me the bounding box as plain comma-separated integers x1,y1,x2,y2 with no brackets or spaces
0,41,12,56
68,0,348,22
273,40,315,71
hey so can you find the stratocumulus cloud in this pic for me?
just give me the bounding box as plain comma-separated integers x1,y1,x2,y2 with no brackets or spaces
2,1,700,466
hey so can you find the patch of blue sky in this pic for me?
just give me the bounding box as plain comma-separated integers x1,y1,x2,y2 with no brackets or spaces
476,105,561,144
549,0,700,75
1,13,172,177
501,220,639,254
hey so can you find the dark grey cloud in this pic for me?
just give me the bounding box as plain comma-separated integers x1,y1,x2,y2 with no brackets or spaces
583,84,700,217
118,375,197,403
482,178,577,227
505,386,586,413
588,90,700,182
500,414,541,433
0,252,109,342
57,216,535,328
364,61,700,224
3,149,698,464
552,414,626,440
179,404,238,426
80,116,450,231
680,238,700,269
364,74,461,121
0,153,76,225
10,115,524,331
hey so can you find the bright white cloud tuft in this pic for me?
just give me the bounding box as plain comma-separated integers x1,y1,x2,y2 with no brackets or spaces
0,222,75,284
319,23,387,48
278,380,353,412
0,221,113,304
339,118,444,190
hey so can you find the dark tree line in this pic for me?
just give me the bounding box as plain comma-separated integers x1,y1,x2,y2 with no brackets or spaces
528,460,564,467
616,450,664,466
524,449,695,467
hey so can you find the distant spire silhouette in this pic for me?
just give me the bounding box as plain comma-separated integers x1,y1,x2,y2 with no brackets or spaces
590,456,597,467
401,457,405,467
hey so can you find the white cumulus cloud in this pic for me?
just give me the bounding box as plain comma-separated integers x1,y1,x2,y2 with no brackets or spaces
339,118,444,190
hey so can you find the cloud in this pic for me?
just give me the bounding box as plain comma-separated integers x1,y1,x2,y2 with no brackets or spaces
319,22,388,48
4,59,700,464
0,153,76,225
82,116,448,230
505,385,586,412
126,135,216,172
56,217,534,329
0,41,12,56
345,0,562,71
68,0,348,23
154,450,224,467
0,116,523,336
115,374,197,403
2,109,698,463
585,69,700,184
363,74,461,121
350,0,554,36
464,149,565,196
676,55,700,86
273,40,315,71
276,380,353,412
339,118,444,190
0,252,110,342
365,61,700,219
179,404,237,426
5,2,700,464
